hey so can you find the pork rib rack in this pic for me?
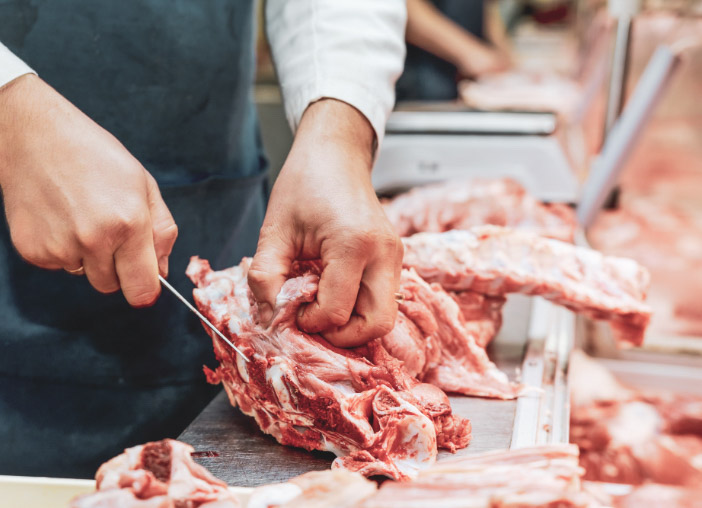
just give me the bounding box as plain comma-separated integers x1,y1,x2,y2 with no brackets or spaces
187,258,471,480
402,226,652,347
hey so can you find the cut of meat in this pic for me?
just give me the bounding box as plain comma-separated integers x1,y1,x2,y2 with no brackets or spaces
606,483,702,508
359,444,597,508
248,469,378,508
458,71,582,115
570,352,702,487
448,291,505,348
402,226,652,347
381,177,576,242
186,258,471,480
590,197,702,338
69,439,239,508
387,269,518,399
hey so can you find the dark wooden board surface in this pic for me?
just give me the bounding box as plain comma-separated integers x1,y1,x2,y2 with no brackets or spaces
178,298,530,487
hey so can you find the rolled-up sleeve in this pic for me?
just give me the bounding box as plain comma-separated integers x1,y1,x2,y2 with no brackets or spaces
0,42,36,88
266,0,406,145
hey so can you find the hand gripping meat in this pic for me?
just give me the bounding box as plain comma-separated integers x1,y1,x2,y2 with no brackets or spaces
186,258,470,480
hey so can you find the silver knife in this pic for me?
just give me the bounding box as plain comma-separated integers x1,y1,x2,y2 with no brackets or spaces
159,275,249,362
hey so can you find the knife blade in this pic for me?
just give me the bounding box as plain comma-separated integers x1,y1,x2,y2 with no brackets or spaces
159,275,249,362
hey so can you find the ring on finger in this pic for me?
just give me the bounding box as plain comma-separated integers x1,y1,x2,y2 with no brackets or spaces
65,266,85,276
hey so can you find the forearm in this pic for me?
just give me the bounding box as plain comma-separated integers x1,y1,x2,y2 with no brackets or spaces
406,0,494,68
484,0,511,56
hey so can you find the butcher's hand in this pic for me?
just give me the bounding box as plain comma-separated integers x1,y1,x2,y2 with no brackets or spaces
0,74,177,307
248,99,403,348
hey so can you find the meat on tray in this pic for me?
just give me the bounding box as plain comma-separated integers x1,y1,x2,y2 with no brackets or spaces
402,226,652,347
381,177,577,242
248,468,378,508
358,444,597,508
187,257,472,480
458,70,582,116
69,439,239,508
570,352,702,487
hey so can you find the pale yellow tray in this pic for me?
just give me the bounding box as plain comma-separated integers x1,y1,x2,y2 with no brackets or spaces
0,475,253,508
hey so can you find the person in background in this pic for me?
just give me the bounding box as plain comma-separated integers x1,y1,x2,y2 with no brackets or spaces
397,0,513,101
0,0,405,477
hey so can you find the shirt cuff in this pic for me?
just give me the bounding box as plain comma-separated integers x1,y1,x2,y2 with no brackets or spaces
0,43,36,89
281,78,388,147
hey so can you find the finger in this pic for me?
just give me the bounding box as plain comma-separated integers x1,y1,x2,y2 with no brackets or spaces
248,226,295,324
322,255,400,348
297,255,365,335
144,171,178,278
83,251,120,293
114,223,161,308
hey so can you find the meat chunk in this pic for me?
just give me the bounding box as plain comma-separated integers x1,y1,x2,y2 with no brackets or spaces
69,439,239,508
382,177,576,242
402,226,652,347
187,258,471,480
448,291,505,348
359,444,597,508
248,469,377,508
387,269,518,399
459,71,581,115
570,352,702,487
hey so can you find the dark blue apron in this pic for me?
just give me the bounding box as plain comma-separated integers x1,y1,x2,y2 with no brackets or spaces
396,0,486,102
0,0,267,477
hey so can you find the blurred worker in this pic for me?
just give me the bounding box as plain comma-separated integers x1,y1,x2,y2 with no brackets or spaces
398,0,512,101
0,1,405,477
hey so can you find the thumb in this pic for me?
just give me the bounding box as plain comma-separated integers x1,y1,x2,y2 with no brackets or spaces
248,226,294,325
144,170,178,278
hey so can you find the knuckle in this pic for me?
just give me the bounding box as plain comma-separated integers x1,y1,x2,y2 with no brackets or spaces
324,306,352,327
111,209,149,239
246,266,269,288
160,222,178,244
92,282,120,295
10,231,47,265
124,285,160,307
371,316,396,337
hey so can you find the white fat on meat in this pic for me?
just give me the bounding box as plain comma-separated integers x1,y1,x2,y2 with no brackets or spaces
459,71,581,116
382,177,576,242
402,226,652,347
249,469,377,508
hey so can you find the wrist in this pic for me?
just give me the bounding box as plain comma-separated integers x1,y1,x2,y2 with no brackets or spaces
0,73,42,187
295,99,377,170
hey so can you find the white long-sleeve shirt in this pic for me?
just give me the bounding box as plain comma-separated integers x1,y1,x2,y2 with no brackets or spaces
0,0,406,144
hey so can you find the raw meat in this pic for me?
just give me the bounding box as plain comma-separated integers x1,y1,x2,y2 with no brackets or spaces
458,71,582,115
388,268,518,398
606,484,702,508
448,291,505,348
381,177,576,242
570,352,702,486
402,226,652,347
69,439,239,508
186,258,471,480
590,197,702,338
359,444,597,508
248,469,377,508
